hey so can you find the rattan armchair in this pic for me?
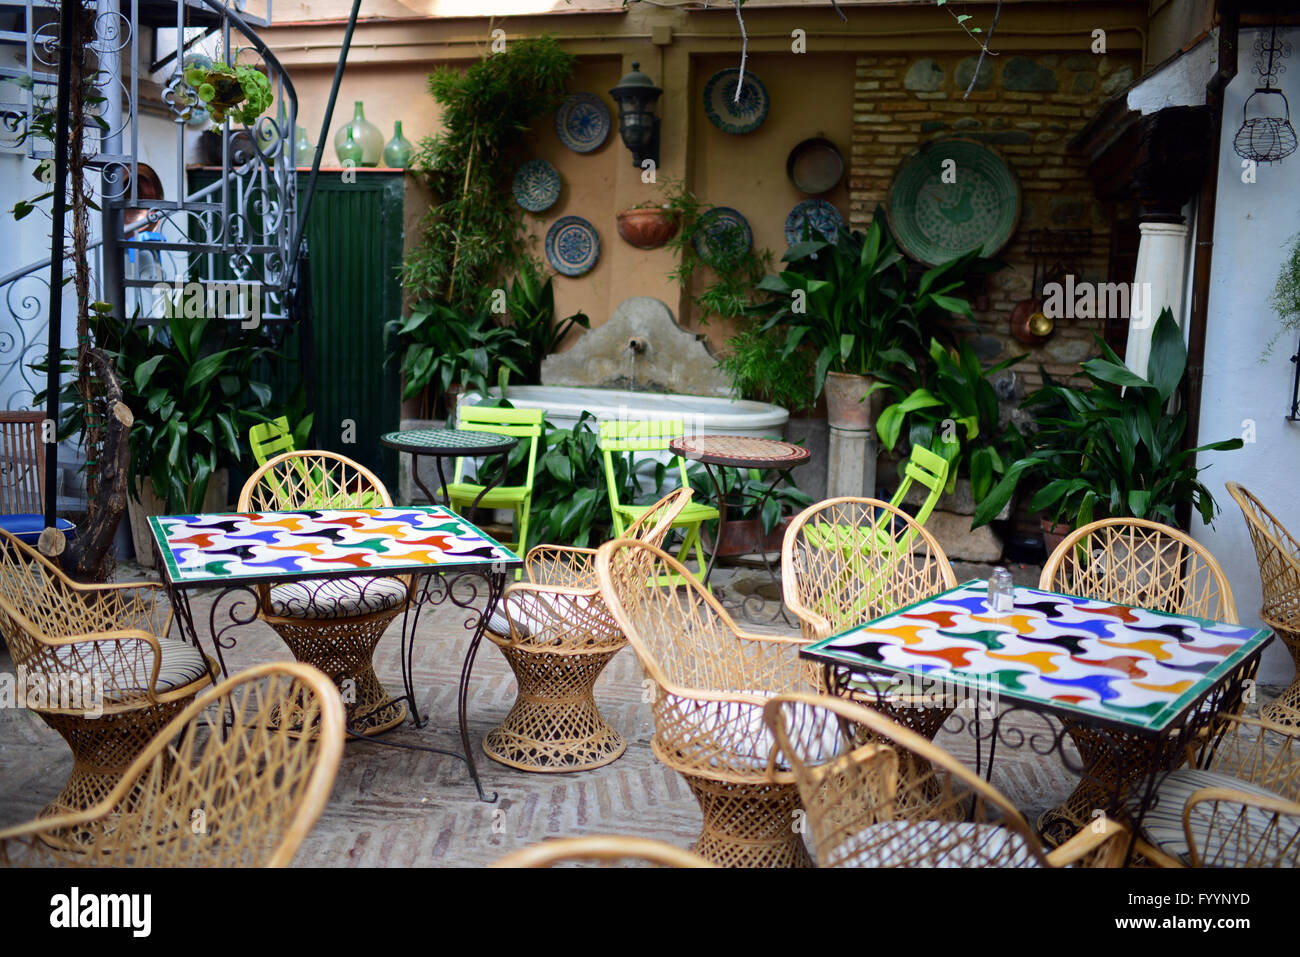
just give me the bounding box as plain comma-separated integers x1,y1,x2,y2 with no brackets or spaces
1133,712,1300,867
1037,517,1239,845
238,450,413,734
763,692,1130,867
0,661,344,866
482,489,693,772
596,538,821,867
490,835,717,868
782,496,957,738
0,529,214,818
1226,483,1300,727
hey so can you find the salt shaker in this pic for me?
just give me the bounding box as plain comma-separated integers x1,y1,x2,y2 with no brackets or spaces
987,566,1014,613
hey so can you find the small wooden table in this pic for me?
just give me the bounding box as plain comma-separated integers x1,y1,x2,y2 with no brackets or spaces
668,434,810,585
381,428,517,510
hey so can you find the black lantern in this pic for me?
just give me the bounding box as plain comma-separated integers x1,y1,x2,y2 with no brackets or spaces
609,62,661,168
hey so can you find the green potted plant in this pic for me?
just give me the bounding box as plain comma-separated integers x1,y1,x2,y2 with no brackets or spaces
83,306,276,565
717,320,817,415
973,309,1244,535
756,210,977,430
1266,229,1300,359
385,300,526,419
184,60,274,127
876,337,1026,506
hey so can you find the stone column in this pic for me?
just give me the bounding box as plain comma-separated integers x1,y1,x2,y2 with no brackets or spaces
826,427,877,499
1125,220,1190,375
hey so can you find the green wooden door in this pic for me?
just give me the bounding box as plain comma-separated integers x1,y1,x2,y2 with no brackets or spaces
297,172,404,490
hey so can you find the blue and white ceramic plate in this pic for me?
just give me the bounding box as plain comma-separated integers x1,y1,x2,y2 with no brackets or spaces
693,207,753,263
512,159,561,213
555,92,611,153
703,68,769,135
546,216,600,277
785,199,844,246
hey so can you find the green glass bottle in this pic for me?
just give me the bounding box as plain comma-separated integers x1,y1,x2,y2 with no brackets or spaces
383,121,413,169
295,125,313,163
336,126,363,167
334,101,382,167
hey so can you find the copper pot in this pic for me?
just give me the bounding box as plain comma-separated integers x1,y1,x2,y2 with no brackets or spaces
616,207,678,250
1010,298,1054,344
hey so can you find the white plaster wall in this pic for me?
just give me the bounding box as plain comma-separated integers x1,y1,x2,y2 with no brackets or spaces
1191,27,1300,687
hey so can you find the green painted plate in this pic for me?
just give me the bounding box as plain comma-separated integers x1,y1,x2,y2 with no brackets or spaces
885,140,1020,266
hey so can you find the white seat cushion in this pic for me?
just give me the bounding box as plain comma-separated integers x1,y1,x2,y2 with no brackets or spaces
50,637,209,700
486,592,602,640
840,820,1042,868
268,575,407,620
1130,768,1299,866
670,691,846,772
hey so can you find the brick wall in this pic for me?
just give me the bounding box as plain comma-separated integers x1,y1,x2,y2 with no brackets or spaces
849,50,1141,389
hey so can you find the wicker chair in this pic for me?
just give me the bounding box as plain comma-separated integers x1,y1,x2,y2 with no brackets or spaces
482,488,694,772
1226,482,1300,727
782,496,957,739
0,661,344,866
490,835,717,868
596,538,821,867
238,450,413,735
1132,712,1300,867
1037,517,1239,845
763,692,1131,867
0,529,215,819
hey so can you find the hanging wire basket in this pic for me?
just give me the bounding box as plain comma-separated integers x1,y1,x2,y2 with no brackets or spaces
1234,87,1298,164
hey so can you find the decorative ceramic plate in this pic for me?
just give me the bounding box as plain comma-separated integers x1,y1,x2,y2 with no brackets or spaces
785,199,844,246
555,92,611,153
885,139,1021,266
546,216,600,277
692,207,753,263
512,159,561,213
703,68,769,135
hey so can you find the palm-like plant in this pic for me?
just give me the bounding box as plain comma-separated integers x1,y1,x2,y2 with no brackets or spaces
973,309,1244,529
385,301,526,407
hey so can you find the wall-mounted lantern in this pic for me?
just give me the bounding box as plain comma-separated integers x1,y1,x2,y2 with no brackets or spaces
609,62,661,169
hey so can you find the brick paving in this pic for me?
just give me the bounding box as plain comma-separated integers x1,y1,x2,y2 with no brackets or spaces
0,561,1276,866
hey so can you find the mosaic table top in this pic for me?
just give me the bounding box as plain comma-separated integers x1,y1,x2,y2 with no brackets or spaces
668,434,811,469
150,506,520,587
380,429,517,455
801,580,1272,734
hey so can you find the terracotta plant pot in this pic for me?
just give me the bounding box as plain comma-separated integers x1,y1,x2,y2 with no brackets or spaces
824,371,876,431
616,207,678,250
1039,517,1072,556
705,516,791,558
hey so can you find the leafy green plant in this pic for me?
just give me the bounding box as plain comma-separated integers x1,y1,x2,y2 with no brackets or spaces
501,258,590,383
183,61,274,127
686,464,812,535
876,338,1026,502
1266,230,1300,359
757,210,978,400
717,321,816,414
403,36,574,312
72,308,277,513
385,301,526,410
972,309,1244,529
660,178,773,322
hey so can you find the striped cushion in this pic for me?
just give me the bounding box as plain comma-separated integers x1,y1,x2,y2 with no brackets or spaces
1130,768,1298,866
268,576,408,620
485,593,601,640
51,637,209,700
670,692,846,772
842,820,1041,868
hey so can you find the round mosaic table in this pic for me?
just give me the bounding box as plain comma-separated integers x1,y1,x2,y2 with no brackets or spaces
668,435,811,585
381,429,518,511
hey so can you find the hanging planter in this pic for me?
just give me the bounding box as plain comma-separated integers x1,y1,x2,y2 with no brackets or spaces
184,62,274,127
616,204,678,249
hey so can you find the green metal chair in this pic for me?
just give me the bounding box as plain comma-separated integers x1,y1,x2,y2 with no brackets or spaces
445,406,545,554
598,419,719,583
249,416,295,467
887,443,950,532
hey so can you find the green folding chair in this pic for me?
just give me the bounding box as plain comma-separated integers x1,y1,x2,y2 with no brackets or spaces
887,443,950,535
598,419,719,584
247,416,382,508
445,406,545,554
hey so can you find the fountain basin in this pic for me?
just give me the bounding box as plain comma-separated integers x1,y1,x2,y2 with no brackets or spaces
462,385,789,438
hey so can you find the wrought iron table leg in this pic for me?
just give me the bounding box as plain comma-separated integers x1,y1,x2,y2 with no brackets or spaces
701,462,726,587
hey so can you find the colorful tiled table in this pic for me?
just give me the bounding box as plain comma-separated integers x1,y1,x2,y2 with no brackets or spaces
801,580,1273,843
150,505,521,801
